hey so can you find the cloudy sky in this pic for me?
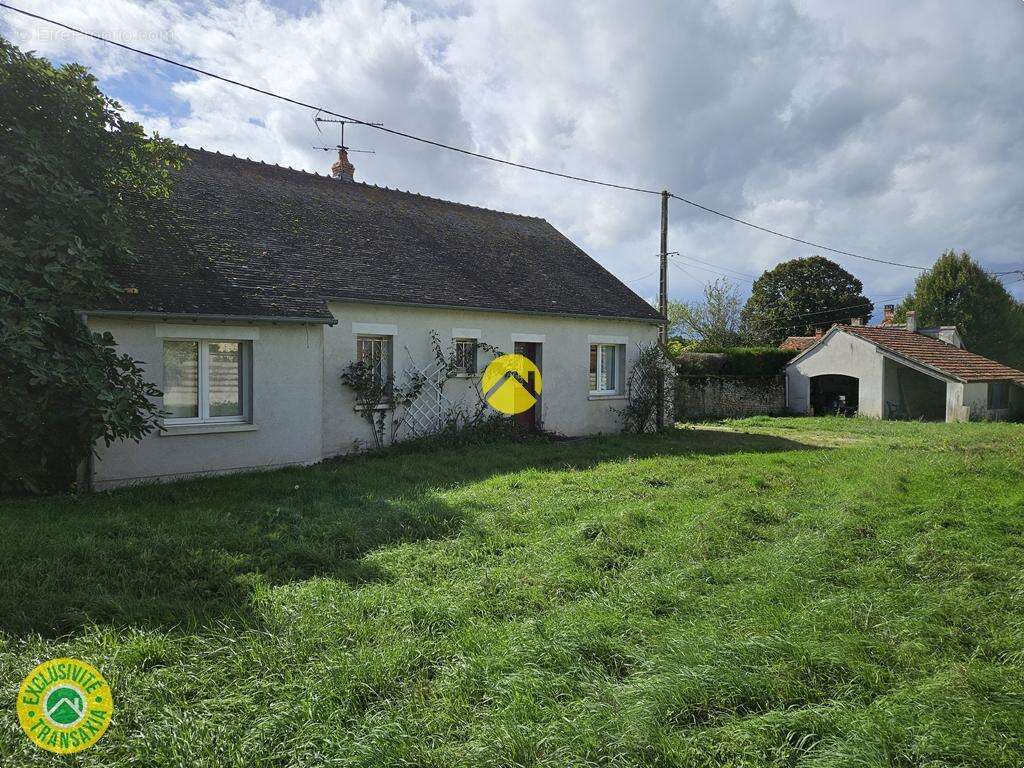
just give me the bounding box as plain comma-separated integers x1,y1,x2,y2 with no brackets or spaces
4,0,1023,313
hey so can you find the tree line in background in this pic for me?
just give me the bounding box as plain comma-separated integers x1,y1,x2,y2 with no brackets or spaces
669,252,1024,370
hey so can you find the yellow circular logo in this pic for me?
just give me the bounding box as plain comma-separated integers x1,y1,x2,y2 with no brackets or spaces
17,658,113,754
482,353,543,415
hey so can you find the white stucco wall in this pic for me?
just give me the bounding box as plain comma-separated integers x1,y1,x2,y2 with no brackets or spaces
959,381,1021,422
87,317,325,489
785,331,886,418
321,302,660,456
88,307,659,487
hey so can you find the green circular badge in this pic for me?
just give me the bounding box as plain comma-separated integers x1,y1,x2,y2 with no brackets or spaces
17,657,113,754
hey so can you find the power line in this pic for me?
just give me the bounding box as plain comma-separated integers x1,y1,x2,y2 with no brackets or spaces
0,3,662,197
668,260,709,288
767,300,878,323
667,193,929,271
0,3,942,275
623,268,659,284
673,252,757,280
662,251,757,281
665,257,906,330
669,253,756,283
666,251,905,315
668,255,734,283
754,296,908,336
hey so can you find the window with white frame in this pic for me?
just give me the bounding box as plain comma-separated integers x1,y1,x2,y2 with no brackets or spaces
988,381,1010,409
356,334,393,387
453,338,478,375
589,344,621,394
163,340,251,424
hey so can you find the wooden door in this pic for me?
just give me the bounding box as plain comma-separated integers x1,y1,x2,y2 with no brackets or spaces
513,341,540,430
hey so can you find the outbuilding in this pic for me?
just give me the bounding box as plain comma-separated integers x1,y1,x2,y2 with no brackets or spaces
785,313,1024,422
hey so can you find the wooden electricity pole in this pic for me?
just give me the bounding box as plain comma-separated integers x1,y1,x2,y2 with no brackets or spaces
656,189,669,429
659,190,669,343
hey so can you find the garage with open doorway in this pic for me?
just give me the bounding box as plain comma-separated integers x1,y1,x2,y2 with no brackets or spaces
810,374,859,416
785,321,1024,422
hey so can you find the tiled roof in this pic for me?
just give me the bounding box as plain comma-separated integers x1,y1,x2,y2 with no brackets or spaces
843,325,1024,383
94,149,662,324
780,336,816,352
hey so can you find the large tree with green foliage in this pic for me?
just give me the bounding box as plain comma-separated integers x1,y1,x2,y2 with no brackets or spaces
897,250,1024,369
0,38,184,494
667,277,745,349
741,256,872,345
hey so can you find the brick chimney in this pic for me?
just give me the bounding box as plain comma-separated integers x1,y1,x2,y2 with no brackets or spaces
814,327,825,339
331,147,355,182
883,304,895,325
906,310,918,333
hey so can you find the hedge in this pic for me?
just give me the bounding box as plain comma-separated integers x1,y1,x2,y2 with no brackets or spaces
672,346,797,376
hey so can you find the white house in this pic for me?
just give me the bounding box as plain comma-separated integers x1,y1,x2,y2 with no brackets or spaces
81,148,661,489
785,311,1024,422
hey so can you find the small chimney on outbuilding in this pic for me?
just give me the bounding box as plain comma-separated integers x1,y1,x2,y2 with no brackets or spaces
906,310,918,333
851,317,863,326
331,147,355,182
883,304,895,325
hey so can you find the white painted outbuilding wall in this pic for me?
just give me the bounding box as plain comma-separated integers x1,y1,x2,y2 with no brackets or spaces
785,332,887,418
786,328,1022,422
87,308,659,489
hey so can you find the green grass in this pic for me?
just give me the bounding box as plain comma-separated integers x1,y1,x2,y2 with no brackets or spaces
2,418,1023,766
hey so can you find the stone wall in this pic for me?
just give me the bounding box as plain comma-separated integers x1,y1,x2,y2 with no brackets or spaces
675,375,786,420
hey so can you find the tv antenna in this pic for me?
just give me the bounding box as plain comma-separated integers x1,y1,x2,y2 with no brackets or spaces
314,112,382,154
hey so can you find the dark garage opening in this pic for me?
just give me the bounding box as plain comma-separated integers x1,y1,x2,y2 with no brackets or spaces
811,374,859,416
889,364,946,421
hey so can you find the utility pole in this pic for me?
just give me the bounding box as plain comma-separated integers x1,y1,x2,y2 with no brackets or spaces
656,190,669,429
659,190,669,343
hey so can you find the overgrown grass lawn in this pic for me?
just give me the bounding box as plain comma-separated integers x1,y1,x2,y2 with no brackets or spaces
2,418,1023,766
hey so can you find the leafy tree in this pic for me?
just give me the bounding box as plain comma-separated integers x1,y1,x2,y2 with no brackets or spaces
667,278,745,348
741,256,872,345
0,38,184,494
897,250,1024,369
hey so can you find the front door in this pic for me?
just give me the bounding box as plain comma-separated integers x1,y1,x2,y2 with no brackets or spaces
513,341,541,430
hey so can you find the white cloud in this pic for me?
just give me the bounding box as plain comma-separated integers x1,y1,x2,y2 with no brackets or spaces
3,0,1023,306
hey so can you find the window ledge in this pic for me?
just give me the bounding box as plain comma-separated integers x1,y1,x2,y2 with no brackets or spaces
588,393,626,401
354,403,392,412
161,423,258,436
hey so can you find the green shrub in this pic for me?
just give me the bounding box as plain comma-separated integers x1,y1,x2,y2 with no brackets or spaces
0,39,183,494
674,346,797,377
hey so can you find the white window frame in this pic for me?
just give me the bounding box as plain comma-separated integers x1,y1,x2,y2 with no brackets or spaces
590,343,622,395
356,334,394,387
163,339,252,426
453,337,479,376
